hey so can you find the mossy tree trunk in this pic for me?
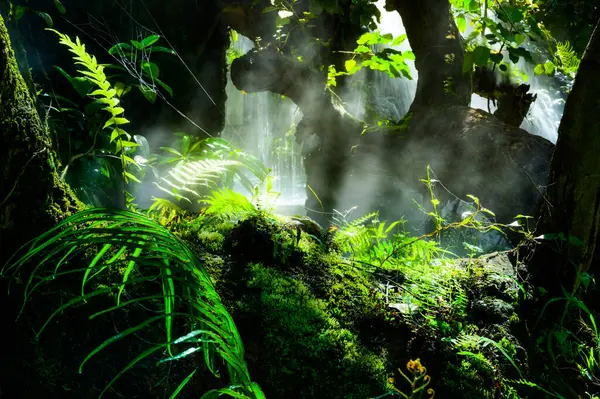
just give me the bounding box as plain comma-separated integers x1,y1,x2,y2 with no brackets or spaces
0,15,81,264
0,13,82,395
533,19,600,294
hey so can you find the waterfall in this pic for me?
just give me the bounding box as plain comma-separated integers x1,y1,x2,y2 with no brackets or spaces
471,62,567,143
221,6,564,220
222,35,307,215
371,0,565,143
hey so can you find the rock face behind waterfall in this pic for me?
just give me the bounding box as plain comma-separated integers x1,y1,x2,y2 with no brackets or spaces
332,105,554,228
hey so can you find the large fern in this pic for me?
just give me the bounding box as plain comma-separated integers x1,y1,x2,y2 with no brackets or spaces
49,29,141,206
555,41,581,77
154,158,242,203
2,208,264,399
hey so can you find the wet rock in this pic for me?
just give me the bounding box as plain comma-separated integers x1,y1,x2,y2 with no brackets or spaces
472,297,515,324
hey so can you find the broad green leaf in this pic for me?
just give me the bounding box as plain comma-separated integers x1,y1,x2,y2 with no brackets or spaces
489,52,503,64
473,46,490,66
543,61,556,75
114,81,132,97
130,40,144,50
137,85,157,103
391,34,407,46
155,78,174,97
141,61,159,79
355,45,370,54
108,42,133,55
141,35,160,48
148,45,176,55
53,0,67,14
261,5,279,13
403,51,415,61
345,59,357,72
14,6,26,20
36,11,53,27
456,15,466,33
54,66,93,97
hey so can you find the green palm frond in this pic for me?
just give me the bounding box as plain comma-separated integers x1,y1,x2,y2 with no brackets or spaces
2,208,264,399
154,159,242,203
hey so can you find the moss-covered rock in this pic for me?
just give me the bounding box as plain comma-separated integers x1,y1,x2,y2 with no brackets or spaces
231,264,388,398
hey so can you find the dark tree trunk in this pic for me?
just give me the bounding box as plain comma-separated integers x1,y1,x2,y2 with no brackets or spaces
533,19,600,293
0,13,82,395
385,0,472,108
0,16,81,265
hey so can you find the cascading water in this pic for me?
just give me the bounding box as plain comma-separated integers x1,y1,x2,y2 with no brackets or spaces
222,35,307,214
371,0,565,143
221,4,565,222
470,59,568,143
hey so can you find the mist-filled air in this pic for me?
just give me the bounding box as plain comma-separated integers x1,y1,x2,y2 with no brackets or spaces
1,0,600,398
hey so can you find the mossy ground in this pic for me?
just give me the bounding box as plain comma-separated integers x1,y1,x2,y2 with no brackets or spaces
172,212,537,399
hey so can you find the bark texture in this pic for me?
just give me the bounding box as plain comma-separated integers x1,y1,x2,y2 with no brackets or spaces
385,0,472,108
0,13,83,396
0,15,82,264
534,19,600,289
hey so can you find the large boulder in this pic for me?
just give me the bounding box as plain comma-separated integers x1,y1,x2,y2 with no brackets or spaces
330,105,554,229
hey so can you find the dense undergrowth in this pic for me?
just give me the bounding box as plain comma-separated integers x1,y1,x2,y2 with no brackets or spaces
5,183,597,398
1,16,599,399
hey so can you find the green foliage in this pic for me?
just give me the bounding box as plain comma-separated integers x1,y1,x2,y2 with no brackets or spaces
328,31,414,87
226,29,243,65
387,359,435,399
2,208,264,398
454,0,547,75
533,41,580,78
154,158,243,203
151,135,270,206
108,33,175,103
237,263,387,398
49,29,142,207
202,188,258,221
555,41,581,77
6,0,59,27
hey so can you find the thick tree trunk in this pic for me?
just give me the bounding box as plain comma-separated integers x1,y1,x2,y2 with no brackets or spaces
385,0,472,108
0,13,82,395
0,15,81,265
533,19,600,293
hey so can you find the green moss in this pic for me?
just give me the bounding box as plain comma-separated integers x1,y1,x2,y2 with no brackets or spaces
197,230,225,252
236,264,387,398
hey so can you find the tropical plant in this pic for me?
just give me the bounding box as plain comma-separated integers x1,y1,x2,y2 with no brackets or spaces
49,29,142,207
328,31,415,88
376,358,435,399
452,0,545,76
107,33,176,103
2,208,265,399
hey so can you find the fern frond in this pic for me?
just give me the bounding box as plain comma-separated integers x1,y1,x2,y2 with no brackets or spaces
49,29,140,205
556,41,580,77
202,188,257,221
154,159,242,203
148,197,186,225
2,208,264,399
